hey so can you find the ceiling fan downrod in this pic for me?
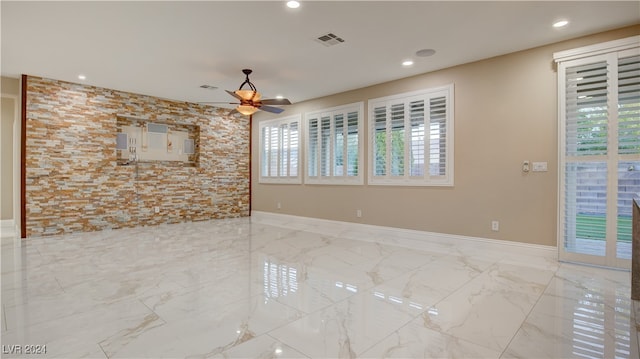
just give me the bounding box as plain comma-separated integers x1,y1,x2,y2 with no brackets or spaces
238,69,257,92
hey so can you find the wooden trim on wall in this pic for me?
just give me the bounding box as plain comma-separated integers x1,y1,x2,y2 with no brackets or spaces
20,74,27,238
249,114,252,214
632,198,639,300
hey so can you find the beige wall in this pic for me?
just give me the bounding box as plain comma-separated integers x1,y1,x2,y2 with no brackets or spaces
1,77,20,221
252,25,640,247
1,98,15,220
2,77,20,95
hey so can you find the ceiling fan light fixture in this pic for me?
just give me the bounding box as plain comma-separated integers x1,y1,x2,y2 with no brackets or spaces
224,69,291,116
235,90,261,102
236,105,259,116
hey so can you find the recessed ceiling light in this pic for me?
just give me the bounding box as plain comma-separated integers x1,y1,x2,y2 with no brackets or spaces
286,1,300,9
78,74,86,80
416,49,436,57
402,60,414,67
553,20,569,28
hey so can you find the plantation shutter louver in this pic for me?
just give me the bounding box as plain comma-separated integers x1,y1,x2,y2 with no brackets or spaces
269,126,279,176
409,100,425,177
618,55,640,154
373,106,387,176
320,116,331,176
279,123,289,176
430,96,447,176
565,61,609,157
288,122,299,177
334,114,344,176
390,103,405,176
308,118,318,177
347,111,359,177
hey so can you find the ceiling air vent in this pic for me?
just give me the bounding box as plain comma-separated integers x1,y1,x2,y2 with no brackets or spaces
315,33,345,47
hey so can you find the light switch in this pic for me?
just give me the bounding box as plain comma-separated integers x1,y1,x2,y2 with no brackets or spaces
532,162,548,172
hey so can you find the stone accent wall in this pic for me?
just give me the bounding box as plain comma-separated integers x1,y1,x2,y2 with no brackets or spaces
25,76,249,237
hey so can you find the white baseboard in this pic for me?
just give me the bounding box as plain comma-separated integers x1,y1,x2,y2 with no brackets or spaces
250,211,556,257
1,219,17,238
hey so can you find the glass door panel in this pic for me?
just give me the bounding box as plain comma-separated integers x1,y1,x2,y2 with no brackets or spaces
616,161,640,260
564,162,608,257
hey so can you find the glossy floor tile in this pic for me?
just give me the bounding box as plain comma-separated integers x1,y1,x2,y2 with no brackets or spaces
1,217,638,358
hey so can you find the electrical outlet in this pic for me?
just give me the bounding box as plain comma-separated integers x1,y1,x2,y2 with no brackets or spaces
522,161,530,172
154,206,160,213
277,202,282,209
491,220,499,231
356,209,362,218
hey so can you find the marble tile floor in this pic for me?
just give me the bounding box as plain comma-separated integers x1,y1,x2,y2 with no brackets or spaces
1,217,638,358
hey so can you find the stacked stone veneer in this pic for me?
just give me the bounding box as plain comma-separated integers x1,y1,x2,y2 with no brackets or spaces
25,76,249,237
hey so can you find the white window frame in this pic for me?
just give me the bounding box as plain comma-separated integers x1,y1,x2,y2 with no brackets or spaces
258,114,302,184
368,84,454,186
305,102,364,185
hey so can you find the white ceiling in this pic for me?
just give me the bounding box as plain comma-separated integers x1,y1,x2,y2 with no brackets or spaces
2,1,639,107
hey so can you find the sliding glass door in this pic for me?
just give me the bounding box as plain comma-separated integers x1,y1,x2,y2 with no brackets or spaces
558,46,639,269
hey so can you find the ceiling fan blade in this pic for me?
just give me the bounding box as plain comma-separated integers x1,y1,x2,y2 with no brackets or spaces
259,105,285,114
228,108,240,116
261,98,292,105
226,90,243,101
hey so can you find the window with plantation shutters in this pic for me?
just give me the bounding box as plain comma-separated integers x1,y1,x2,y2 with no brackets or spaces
555,36,639,268
368,84,454,186
305,102,364,185
259,115,301,184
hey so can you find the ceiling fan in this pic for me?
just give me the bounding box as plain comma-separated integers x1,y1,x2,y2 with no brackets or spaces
203,69,291,116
